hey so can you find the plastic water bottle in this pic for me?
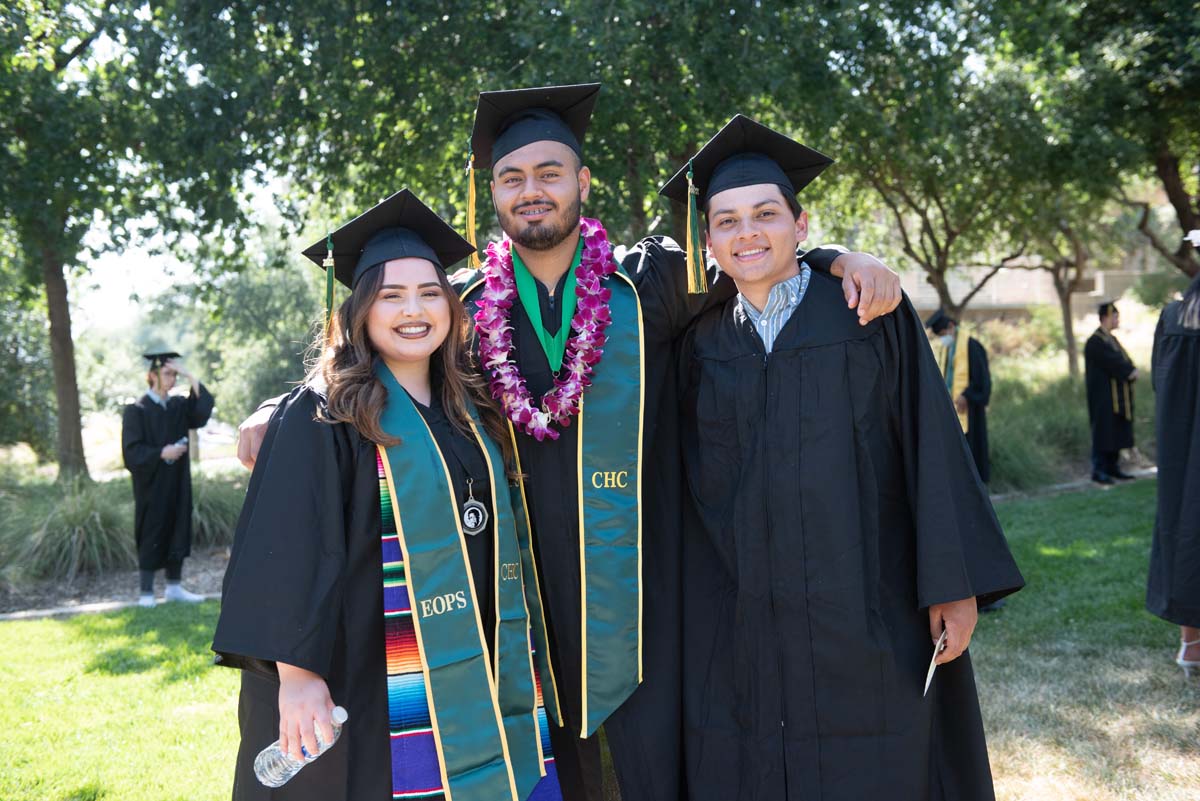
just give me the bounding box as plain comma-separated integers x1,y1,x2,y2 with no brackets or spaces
164,436,188,465
254,706,349,787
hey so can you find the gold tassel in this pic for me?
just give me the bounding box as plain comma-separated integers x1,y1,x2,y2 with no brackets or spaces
684,160,709,295
466,153,481,269
322,233,336,342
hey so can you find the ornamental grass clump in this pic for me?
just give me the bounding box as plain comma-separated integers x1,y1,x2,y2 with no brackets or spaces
13,478,135,584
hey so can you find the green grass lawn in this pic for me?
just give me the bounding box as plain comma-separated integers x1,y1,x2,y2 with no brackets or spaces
977,480,1200,801
0,602,239,801
0,480,1195,800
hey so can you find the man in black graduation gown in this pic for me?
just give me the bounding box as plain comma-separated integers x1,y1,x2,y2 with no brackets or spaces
925,310,992,483
236,87,901,801
1146,273,1200,675
1084,302,1138,484
121,352,215,607
663,116,1023,800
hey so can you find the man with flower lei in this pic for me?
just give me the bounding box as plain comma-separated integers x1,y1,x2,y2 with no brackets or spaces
454,84,902,801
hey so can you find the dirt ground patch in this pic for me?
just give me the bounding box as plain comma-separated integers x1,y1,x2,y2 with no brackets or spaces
0,546,229,614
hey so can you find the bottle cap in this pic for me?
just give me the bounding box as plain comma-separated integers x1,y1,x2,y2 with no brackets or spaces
331,706,349,726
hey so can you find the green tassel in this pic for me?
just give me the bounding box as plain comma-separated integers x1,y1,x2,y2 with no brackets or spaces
323,233,335,339
685,160,708,294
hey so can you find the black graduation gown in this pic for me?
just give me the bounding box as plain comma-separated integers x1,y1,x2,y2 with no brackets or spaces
1146,302,1200,627
121,384,215,571
1084,328,1136,452
462,240,840,801
211,385,495,801
677,270,1023,801
963,338,991,484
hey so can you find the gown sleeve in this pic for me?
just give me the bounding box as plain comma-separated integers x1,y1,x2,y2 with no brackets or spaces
212,386,350,679
185,382,216,429
121,404,160,476
962,338,992,406
1151,312,1166,395
884,298,1023,608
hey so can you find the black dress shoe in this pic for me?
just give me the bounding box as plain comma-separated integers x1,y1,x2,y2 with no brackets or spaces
1110,469,1136,480
1092,471,1115,485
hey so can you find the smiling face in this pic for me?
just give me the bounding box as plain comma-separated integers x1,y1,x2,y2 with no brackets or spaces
365,258,452,371
491,139,590,251
705,183,808,298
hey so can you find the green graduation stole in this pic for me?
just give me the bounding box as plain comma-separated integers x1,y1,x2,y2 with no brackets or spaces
460,268,646,738
375,363,558,801
571,270,645,736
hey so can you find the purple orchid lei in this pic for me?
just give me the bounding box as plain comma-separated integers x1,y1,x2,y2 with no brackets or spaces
473,217,617,441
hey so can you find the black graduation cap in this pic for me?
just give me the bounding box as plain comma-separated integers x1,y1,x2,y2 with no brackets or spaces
924,309,956,333
300,189,476,289
659,114,834,207
470,83,601,170
142,351,181,369
1098,301,1118,318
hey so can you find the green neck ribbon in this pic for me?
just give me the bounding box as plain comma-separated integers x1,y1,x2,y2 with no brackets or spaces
511,239,582,372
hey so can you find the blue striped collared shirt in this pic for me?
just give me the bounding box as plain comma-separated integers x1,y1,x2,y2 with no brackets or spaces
738,265,812,354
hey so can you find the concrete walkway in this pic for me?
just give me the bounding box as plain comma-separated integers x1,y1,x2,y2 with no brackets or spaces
0,593,221,622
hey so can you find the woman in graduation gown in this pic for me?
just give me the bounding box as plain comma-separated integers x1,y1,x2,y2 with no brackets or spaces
1147,272,1200,676
665,117,1024,800
212,190,561,801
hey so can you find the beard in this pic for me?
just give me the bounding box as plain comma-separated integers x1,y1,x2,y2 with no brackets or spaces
498,194,582,251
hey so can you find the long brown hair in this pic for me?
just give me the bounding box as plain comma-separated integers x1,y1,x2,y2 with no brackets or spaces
308,263,514,466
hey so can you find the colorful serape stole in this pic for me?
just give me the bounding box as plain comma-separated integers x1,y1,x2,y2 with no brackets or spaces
528,637,559,801
379,450,446,800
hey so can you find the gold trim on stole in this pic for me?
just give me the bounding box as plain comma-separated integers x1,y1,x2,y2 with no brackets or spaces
471,419,548,776
612,270,646,681
507,420,565,726
577,395,588,736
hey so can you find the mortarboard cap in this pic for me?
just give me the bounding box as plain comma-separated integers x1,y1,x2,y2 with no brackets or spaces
143,351,181,369
660,114,833,207
470,83,601,170
300,189,475,289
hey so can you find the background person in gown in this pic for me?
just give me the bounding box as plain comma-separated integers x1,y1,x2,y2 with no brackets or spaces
121,351,214,607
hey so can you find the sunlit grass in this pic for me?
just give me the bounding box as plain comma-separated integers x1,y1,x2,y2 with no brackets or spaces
977,480,1200,801
0,481,1194,800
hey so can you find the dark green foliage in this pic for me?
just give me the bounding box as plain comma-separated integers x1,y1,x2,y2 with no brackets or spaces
1131,270,1192,311
0,301,57,460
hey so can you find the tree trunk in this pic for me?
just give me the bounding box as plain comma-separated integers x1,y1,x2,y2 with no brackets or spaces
1152,143,1200,277
925,269,961,318
41,247,90,480
1053,272,1079,378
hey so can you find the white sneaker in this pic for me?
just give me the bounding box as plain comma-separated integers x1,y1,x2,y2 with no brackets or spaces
138,593,156,608
164,584,205,603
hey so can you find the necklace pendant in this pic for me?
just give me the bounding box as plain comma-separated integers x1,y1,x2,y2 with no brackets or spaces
462,478,488,536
